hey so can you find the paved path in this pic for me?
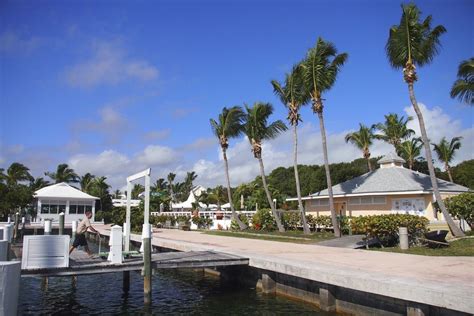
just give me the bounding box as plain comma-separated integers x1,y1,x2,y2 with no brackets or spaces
95,225,474,314
316,234,367,248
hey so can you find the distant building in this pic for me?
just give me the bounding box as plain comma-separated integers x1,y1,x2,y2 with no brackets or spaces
286,153,469,220
34,182,99,223
170,185,215,212
112,194,141,207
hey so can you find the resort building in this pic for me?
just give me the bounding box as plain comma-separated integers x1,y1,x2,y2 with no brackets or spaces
287,153,470,221
170,185,211,212
34,182,98,223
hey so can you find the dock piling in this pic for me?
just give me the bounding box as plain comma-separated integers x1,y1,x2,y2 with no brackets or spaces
59,213,65,235
143,223,152,305
44,219,52,235
13,213,19,242
123,271,130,293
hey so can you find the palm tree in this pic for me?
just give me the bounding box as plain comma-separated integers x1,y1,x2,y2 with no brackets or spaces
432,136,462,183
386,4,464,236
5,162,33,186
167,172,176,209
242,102,287,232
397,138,423,170
45,163,79,184
271,64,311,234
345,124,376,172
90,176,111,211
132,183,144,199
450,57,473,105
210,106,247,230
374,113,415,150
302,37,348,237
30,177,50,191
113,189,122,199
80,173,95,192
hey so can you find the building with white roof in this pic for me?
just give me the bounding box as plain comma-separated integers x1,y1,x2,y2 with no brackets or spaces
34,182,99,223
286,153,470,220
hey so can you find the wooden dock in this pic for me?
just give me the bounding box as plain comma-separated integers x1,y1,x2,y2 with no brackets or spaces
21,250,249,277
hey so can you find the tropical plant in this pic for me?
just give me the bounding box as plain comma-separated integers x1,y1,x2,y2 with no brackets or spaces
444,193,474,229
88,176,112,212
374,113,415,150
251,208,277,231
210,106,247,229
242,102,287,232
386,4,463,236
45,163,79,184
132,183,144,199
271,64,311,234
30,177,50,191
397,137,423,169
167,172,176,203
432,136,462,183
345,124,376,172
113,189,122,199
80,173,95,192
450,57,473,105
4,162,33,185
302,37,348,237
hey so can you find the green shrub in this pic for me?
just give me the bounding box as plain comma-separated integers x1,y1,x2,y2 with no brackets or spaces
151,214,176,227
444,192,474,229
350,214,429,246
251,208,276,231
282,212,301,230
192,216,213,229
310,215,332,230
231,214,249,230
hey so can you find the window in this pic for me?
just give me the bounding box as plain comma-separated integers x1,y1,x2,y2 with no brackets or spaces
310,199,329,206
392,198,425,215
40,200,66,214
69,201,92,214
349,196,386,205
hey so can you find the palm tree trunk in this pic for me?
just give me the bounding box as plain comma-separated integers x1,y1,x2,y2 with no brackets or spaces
317,111,341,237
408,83,464,237
446,164,454,183
223,149,247,230
367,158,372,172
293,125,311,234
257,157,285,232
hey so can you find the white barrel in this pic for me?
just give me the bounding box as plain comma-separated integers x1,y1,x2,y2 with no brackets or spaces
44,219,52,234
399,227,409,250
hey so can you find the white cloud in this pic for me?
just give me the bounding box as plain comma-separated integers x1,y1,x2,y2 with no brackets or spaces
143,129,170,142
65,40,158,88
135,145,178,166
0,31,42,54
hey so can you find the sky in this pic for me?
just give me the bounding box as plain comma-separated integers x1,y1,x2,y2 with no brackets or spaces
0,0,472,190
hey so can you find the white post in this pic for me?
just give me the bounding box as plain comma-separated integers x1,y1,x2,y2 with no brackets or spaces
21,217,25,225
0,241,8,261
399,227,409,250
44,219,52,235
144,175,150,227
3,225,12,243
125,181,132,252
0,261,21,316
108,225,123,264
71,221,77,234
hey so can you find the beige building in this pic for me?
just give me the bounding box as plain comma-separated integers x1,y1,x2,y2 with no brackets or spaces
287,153,470,221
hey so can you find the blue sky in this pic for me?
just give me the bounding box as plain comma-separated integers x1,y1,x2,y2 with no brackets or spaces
1,0,472,189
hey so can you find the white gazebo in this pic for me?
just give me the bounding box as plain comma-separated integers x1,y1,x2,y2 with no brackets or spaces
34,182,99,223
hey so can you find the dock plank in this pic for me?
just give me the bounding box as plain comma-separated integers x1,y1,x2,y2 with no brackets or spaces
21,250,248,277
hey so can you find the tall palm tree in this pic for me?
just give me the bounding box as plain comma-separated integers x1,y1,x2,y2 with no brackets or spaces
397,138,423,169
271,64,311,234
30,177,50,191
45,163,79,184
132,183,144,199
242,102,287,232
113,189,122,199
167,172,176,208
432,136,462,183
5,162,33,186
80,173,95,192
374,113,415,151
90,176,111,211
302,37,348,237
387,4,464,236
345,124,376,172
210,106,247,230
450,57,473,105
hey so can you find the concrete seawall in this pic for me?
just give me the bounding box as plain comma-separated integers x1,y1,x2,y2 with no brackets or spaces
95,226,474,315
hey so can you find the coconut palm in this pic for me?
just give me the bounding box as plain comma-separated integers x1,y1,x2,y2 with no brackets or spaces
302,37,348,237
345,124,376,172
113,189,122,199
386,4,463,236
397,138,423,170
30,177,50,191
450,58,473,105
80,173,95,192
210,106,247,230
432,136,462,183
271,64,311,234
90,176,111,211
45,163,79,184
242,102,287,232
5,162,33,186
374,113,415,150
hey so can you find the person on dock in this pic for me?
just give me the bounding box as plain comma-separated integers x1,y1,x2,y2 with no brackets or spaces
69,210,99,256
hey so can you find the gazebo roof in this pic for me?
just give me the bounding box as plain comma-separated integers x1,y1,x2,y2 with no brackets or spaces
34,182,99,200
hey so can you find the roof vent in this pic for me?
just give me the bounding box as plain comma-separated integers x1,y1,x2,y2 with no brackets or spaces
377,152,406,168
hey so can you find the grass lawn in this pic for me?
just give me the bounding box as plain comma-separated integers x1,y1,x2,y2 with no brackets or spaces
372,237,474,256
202,229,335,244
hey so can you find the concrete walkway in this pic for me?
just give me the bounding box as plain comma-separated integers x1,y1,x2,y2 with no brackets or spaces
95,225,474,314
